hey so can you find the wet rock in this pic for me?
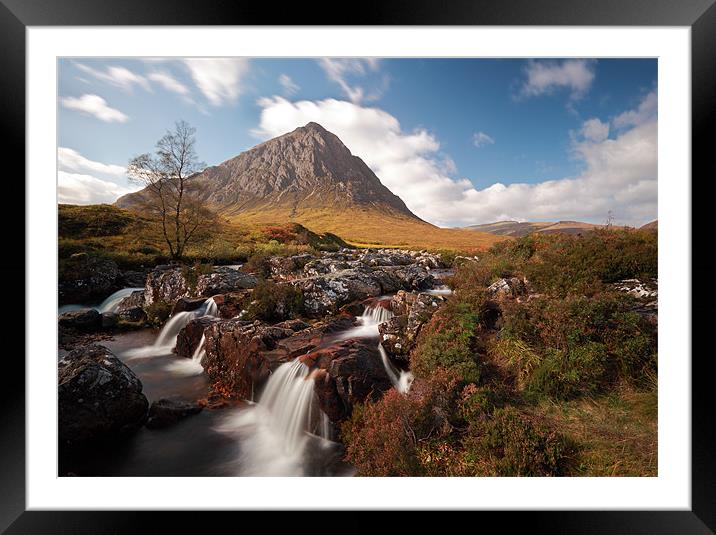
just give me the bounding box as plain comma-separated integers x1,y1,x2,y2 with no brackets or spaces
59,255,121,305
145,399,203,429
58,345,148,448
202,319,298,399
270,253,314,280
303,338,392,422
210,291,252,319
120,269,149,288
100,312,118,329
171,297,207,316
58,308,102,332
393,265,435,290
144,267,189,307
116,290,146,322
202,316,353,400
175,316,222,358
274,318,311,332
195,266,258,296
380,291,445,360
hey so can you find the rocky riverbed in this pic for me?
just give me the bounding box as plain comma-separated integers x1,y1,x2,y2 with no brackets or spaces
57,248,453,476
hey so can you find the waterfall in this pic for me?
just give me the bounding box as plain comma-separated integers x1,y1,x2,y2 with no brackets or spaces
214,359,333,476
58,287,143,315
378,344,414,394
124,297,218,359
337,301,394,340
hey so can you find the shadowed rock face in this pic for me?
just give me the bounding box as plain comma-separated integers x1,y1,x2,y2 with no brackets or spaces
117,122,421,221
58,345,148,448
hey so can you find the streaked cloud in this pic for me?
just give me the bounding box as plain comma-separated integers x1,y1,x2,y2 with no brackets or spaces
183,58,249,106
60,94,129,123
472,131,495,148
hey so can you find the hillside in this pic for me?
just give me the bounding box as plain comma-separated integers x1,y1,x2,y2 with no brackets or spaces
465,220,624,237
117,122,505,252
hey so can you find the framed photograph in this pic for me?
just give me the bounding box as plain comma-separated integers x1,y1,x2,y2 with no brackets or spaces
5,0,713,530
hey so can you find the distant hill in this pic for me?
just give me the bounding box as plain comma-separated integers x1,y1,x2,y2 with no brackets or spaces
640,220,658,231
464,220,627,238
117,122,506,252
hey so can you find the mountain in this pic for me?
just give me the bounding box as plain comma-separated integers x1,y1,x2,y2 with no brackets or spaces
117,122,505,251
640,220,658,231
465,220,624,237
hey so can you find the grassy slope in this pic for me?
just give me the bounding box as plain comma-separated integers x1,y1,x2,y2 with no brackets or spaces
228,206,507,252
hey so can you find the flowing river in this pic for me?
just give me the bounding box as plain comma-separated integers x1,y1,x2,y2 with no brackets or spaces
59,294,416,477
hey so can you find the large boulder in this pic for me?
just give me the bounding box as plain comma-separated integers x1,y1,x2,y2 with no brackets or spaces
145,398,203,429
144,267,189,307
379,291,445,360
144,266,258,307
175,316,222,359
202,316,353,400
58,308,102,332
302,338,392,422
59,254,121,305
295,268,406,317
202,319,298,399
58,345,148,448
116,290,146,322
270,253,315,280
195,266,258,296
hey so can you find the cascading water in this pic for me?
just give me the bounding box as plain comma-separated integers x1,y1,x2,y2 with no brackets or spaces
379,344,414,394
124,297,219,359
337,300,394,340
215,358,334,476
337,301,414,394
165,333,207,376
58,287,143,315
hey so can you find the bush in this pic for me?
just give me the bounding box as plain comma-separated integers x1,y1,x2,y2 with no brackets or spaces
463,407,573,476
499,293,657,399
245,280,304,322
411,301,482,384
342,369,460,476
145,300,172,326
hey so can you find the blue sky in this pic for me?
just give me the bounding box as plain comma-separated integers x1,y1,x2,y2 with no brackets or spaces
58,57,657,227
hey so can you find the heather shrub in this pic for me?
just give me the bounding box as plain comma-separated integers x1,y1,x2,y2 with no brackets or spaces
411,301,482,384
463,407,573,476
342,369,460,476
181,262,213,294
245,280,304,322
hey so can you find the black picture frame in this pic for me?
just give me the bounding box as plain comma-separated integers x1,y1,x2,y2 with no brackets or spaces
3,0,712,531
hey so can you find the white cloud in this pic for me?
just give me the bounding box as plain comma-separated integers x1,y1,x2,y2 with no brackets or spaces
278,74,300,96
520,59,596,100
613,90,658,129
473,132,495,148
318,58,383,104
60,94,129,123
58,147,126,178
58,171,139,205
183,58,249,106
580,118,609,142
254,91,657,227
147,71,190,96
75,63,150,92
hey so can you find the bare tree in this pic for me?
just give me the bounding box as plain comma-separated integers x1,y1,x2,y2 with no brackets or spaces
127,121,209,260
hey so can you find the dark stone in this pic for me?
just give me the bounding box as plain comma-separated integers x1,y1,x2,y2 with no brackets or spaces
171,297,208,316
175,316,221,359
59,255,121,305
58,308,102,332
145,398,203,429
58,345,148,448
100,312,118,329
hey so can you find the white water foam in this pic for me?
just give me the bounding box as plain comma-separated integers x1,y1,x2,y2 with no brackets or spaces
123,297,219,359
215,359,332,476
58,287,143,315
